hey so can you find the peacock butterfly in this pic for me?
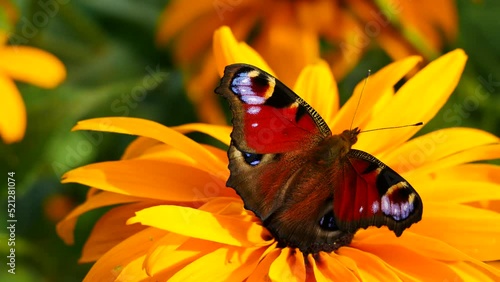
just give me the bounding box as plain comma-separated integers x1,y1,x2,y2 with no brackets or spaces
215,64,423,253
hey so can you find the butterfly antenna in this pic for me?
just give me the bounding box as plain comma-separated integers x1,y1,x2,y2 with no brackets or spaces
360,122,423,133
350,70,371,130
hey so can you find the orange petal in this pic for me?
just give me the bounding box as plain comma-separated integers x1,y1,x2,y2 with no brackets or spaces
357,231,497,273
172,123,231,146
185,55,227,125
80,201,161,263
489,261,500,270
312,253,359,281
0,46,66,88
156,0,213,45
72,117,226,173
293,60,339,123
330,55,422,133
449,261,499,282
254,5,319,85
269,248,306,282
354,241,461,281
411,202,500,261
124,141,202,167
57,191,142,245
382,127,499,173
83,227,166,282
121,136,163,160
337,247,401,280
62,159,234,202
168,246,265,282
127,205,270,247
213,26,273,77
355,49,467,155
0,75,25,143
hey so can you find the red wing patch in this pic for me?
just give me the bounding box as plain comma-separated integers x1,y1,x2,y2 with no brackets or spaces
215,64,331,154
333,149,423,236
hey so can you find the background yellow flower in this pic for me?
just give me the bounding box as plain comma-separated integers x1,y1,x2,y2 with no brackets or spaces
0,2,65,143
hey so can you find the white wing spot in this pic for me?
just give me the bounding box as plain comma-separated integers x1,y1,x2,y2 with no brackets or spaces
247,106,261,115
372,201,380,213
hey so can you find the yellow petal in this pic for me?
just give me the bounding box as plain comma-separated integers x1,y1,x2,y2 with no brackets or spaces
293,60,339,123
408,164,500,185
57,191,141,245
269,248,306,282
144,235,220,277
413,180,500,204
172,123,231,146
169,247,265,282
72,117,226,173
411,202,500,261
337,247,401,281
83,227,166,282
407,144,500,177
80,201,160,263
213,26,273,77
409,164,500,209
114,254,153,281
62,159,234,202
0,46,66,88
0,75,25,143
127,205,270,247
382,127,499,173
355,49,467,155
330,55,422,133
247,248,281,282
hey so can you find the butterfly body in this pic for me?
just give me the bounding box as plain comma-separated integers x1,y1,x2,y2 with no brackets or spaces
216,64,423,253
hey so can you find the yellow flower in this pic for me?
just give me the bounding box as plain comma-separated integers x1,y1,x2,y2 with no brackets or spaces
157,0,457,124
0,11,66,143
58,28,500,281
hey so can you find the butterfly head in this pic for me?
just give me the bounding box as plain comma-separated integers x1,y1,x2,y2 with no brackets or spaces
341,127,361,145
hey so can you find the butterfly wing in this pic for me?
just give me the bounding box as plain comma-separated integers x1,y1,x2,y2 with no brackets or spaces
333,149,423,236
215,64,331,154
216,64,352,252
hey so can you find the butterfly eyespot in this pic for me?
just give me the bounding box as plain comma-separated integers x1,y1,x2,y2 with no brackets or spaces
319,210,339,231
242,152,263,166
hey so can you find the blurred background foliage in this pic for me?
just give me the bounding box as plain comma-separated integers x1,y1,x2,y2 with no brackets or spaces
0,0,499,281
